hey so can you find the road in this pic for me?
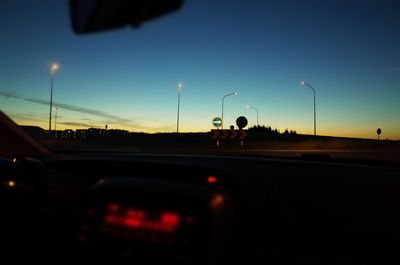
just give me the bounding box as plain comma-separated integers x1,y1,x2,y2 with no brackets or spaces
44,133,400,162
215,148,400,161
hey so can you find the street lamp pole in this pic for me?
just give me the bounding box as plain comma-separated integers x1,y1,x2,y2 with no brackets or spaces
49,63,59,132
246,105,259,126
301,81,316,136
221,92,237,129
53,107,58,132
176,82,183,134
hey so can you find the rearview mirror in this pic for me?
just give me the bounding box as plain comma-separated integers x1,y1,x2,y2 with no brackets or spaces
70,0,183,34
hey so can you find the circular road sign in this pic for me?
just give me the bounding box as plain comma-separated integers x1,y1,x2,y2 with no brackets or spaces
212,117,223,128
236,116,248,130
377,128,382,135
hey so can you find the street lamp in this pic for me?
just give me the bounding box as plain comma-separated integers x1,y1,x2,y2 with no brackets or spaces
221,92,237,129
49,63,59,132
300,81,317,136
53,107,58,132
246,105,259,126
176,82,183,134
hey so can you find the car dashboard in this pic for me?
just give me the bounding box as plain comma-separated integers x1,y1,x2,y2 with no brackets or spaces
0,153,397,265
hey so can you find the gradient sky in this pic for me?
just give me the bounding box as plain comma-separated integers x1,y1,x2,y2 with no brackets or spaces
0,0,399,139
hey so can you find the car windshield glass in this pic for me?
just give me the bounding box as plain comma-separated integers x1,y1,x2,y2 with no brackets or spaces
1,0,399,161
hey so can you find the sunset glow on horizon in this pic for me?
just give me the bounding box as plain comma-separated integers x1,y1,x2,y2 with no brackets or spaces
1,0,399,140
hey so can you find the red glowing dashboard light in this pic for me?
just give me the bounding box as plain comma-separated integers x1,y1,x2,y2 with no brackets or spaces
207,176,218,183
104,204,181,233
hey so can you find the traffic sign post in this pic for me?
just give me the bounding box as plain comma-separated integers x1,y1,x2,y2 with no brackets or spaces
212,117,223,128
236,116,248,130
212,117,222,146
212,116,248,147
236,116,248,147
377,128,382,140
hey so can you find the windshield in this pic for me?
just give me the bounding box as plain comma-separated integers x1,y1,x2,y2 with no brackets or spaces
1,0,399,161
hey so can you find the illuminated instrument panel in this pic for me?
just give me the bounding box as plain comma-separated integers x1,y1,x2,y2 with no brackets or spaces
78,177,232,265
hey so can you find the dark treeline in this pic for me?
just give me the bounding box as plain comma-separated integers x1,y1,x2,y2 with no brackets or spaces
248,125,297,135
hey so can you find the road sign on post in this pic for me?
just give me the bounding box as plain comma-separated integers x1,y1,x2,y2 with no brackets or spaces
212,117,223,128
212,116,248,147
377,128,382,140
236,116,248,146
236,116,248,130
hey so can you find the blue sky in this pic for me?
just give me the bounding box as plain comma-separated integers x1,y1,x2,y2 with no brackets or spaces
0,0,399,139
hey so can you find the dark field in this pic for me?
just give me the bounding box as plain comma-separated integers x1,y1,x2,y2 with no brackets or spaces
42,132,400,162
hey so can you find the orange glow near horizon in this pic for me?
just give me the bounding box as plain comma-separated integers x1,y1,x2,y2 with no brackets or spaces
7,113,400,140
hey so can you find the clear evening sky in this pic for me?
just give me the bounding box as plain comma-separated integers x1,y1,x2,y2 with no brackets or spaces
0,0,399,139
